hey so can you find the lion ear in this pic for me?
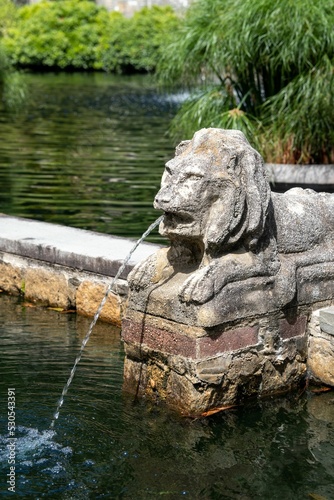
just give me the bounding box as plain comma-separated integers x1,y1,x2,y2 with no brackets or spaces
204,183,245,252
240,149,271,248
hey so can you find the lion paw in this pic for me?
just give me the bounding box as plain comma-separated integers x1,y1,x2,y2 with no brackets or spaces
128,254,157,291
178,267,215,304
128,248,172,291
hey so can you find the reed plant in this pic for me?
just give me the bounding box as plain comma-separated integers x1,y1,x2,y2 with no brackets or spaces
158,0,334,163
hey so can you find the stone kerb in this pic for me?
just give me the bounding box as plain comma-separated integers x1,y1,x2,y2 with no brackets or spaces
0,215,160,326
308,307,334,387
0,250,128,325
266,163,334,192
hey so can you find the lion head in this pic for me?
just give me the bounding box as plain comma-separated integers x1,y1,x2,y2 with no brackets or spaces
154,128,271,255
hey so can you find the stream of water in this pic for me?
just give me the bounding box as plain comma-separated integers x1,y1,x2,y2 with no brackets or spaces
50,215,163,430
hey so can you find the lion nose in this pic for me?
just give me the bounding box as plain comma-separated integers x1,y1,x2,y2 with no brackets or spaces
154,188,172,209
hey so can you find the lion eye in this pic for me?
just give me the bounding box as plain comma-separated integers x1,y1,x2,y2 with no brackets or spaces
186,173,203,180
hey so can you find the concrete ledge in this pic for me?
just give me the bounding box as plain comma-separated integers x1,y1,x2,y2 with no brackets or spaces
308,308,334,386
0,214,160,279
0,215,161,325
266,164,334,191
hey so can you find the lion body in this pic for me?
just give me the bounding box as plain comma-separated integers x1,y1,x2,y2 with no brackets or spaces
272,189,334,253
129,128,334,306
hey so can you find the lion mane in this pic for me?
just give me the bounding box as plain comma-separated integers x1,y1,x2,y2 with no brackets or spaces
156,128,272,255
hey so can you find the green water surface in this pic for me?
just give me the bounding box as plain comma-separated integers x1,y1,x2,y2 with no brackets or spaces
0,72,180,243
0,294,334,499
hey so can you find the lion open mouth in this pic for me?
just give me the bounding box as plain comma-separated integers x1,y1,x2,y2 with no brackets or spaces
163,211,194,228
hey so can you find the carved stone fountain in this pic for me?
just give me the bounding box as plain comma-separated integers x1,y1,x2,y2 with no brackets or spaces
122,128,334,416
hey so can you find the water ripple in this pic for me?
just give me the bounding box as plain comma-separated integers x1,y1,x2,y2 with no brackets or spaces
0,73,178,243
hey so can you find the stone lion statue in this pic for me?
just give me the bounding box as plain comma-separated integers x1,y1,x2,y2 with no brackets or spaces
129,128,334,307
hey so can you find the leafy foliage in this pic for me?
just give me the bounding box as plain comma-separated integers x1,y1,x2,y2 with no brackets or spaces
169,88,262,150
262,57,334,163
102,6,180,73
0,0,16,36
3,1,180,73
0,0,26,111
4,0,111,69
158,0,334,163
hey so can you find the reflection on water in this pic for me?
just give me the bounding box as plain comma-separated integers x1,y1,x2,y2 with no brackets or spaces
0,294,334,499
0,72,179,243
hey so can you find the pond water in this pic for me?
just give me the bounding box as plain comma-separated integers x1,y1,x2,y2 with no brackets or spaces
0,72,180,243
1,72,334,499
1,293,334,499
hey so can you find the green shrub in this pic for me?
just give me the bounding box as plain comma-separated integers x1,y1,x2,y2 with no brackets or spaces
4,0,113,69
0,0,26,111
158,0,334,164
3,1,180,73
102,6,180,73
0,0,16,36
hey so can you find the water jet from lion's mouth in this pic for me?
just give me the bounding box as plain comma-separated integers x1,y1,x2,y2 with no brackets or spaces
50,215,164,429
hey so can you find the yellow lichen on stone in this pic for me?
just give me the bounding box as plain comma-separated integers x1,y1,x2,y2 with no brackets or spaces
25,267,75,310
76,281,123,326
0,262,23,295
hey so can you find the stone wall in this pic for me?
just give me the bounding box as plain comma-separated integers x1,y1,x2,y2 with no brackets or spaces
122,303,334,416
0,252,126,326
0,215,159,326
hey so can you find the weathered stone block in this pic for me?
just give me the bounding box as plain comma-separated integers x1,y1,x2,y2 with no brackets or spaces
165,370,220,416
25,267,75,309
195,355,232,385
319,306,334,336
76,281,122,326
297,263,334,304
308,335,334,386
123,357,148,396
308,309,334,386
279,316,307,340
198,326,259,357
122,318,197,358
0,262,23,295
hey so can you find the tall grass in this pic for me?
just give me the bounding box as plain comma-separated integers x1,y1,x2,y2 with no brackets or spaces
158,0,334,163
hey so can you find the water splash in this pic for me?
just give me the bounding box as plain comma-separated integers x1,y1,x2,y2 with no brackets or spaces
50,215,163,429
